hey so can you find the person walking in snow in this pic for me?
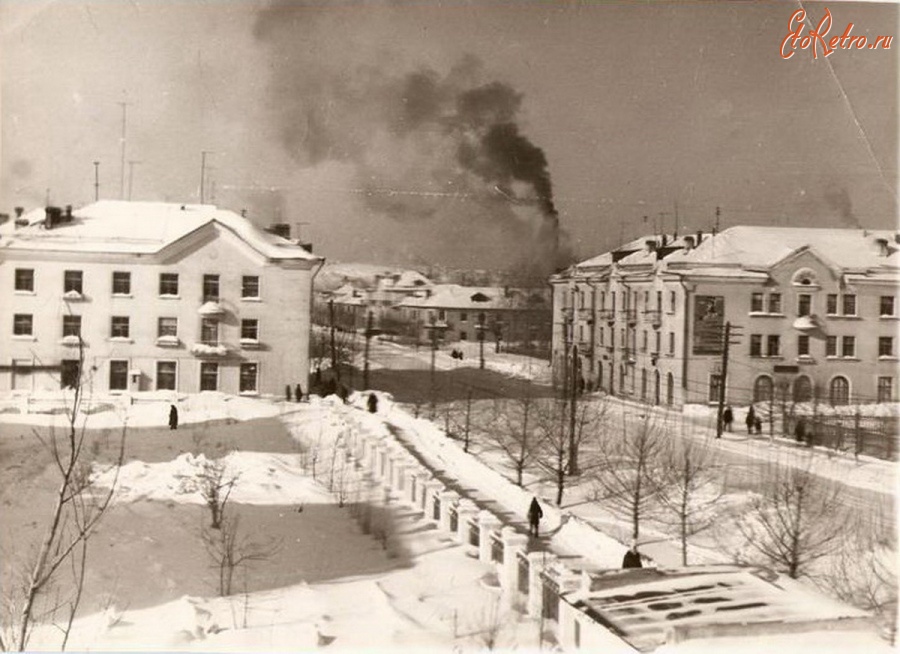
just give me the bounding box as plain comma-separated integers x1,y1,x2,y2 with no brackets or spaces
745,405,756,434
168,404,179,431
622,540,643,569
527,497,543,538
367,392,378,414
295,383,303,403
722,405,734,432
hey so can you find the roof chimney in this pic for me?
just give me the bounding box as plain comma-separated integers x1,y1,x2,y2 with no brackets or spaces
875,237,891,257
695,230,703,246
645,239,657,252
14,207,24,218
683,235,695,251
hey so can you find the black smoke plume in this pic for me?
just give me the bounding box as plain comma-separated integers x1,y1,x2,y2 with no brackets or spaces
253,3,571,274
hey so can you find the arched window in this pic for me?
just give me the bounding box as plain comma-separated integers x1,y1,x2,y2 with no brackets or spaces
641,368,647,401
830,376,850,405
666,372,674,406
753,375,773,403
793,375,812,403
654,370,661,405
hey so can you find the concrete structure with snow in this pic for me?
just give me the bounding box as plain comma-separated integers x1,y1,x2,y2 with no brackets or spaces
0,201,323,396
551,227,900,408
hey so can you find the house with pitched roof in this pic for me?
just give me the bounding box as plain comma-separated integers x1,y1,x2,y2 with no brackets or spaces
551,227,900,409
0,201,323,396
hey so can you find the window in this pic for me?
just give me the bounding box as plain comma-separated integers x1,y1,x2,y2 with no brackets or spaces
750,334,762,357
753,376,773,403
654,331,661,354
842,294,857,316
797,334,810,357
459,331,467,341
829,376,850,406
201,318,218,344
109,360,128,391
158,317,178,337
112,271,131,295
200,362,218,391
242,275,260,299
438,309,446,321
460,312,468,322
666,372,674,405
64,270,83,294
159,273,179,296
13,314,33,336
203,274,220,302
669,290,676,313
611,292,616,310
599,327,604,346
751,293,764,312
881,296,896,317
826,336,837,357
156,361,177,391
239,362,258,393
656,291,663,311
62,315,81,337
14,268,34,292
826,294,838,315
668,332,675,355
640,368,647,400
877,377,894,403
842,335,855,358
768,293,782,314
600,292,606,310
641,330,648,352
879,336,894,357
708,374,722,403
767,335,780,357
797,294,811,317
111,316,130,338
621,328,626,347
793,376,812,403
241,319,259,341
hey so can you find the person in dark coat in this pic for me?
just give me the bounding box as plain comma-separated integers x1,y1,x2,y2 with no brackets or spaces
754,415,763,435
527,497,543,537
795,417,807,443
745,405,756,434
722,406,734,432
168,404,178,431
622,540,643,569
295,384,303,403
285,385,293,402
367,392,378,414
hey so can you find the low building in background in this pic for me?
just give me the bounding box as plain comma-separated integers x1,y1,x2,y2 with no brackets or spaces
551,227,900,409
0,201,323,396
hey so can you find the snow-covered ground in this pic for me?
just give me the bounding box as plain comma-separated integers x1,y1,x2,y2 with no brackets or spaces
3,390,895,651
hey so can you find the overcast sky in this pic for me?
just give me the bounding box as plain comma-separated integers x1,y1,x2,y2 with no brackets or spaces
1,0,896,270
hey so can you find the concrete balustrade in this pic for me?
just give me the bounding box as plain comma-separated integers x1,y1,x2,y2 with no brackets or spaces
527,551,558,619
501,530,529,605
438,490,460,533
423,480,445,522
478,511,501,564
455,499,479,545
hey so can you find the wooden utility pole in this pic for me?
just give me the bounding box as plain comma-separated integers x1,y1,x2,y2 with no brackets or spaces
363,311,373,389
567,344,579,475
328,299,338,379
715,321,731,438
93,161,100,201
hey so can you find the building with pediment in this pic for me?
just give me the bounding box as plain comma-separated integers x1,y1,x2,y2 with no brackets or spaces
550,227,899,408
0,201,323,396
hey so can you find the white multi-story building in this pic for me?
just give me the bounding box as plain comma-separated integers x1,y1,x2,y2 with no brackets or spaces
0,201,323,396
551,226,900,408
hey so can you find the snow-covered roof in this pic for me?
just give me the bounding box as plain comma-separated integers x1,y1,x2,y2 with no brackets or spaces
399,284,549,311
665,226,899,271
0,201,322,263
570,565,870,653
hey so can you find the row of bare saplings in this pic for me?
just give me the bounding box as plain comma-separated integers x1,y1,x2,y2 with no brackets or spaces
423,394,898,643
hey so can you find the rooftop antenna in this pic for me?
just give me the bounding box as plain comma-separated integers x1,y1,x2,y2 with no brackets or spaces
715,205,721,234
118,97,132,200
127,160,141,201
93,161,100,202
673,200,679,237
200,151,214,204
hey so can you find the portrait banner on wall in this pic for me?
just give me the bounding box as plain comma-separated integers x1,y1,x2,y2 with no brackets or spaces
693,295,725,355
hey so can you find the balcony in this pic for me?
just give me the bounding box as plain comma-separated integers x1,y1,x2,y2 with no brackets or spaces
560,307,574,319
621,309,637,325
63,290,86,302
239,338,262,350
198,301,226,319
598,309,616,324
156,335,181,348
576,340,593,355
577,307,594,321
190,341,232,357
622,348,636,364
643,309,662,328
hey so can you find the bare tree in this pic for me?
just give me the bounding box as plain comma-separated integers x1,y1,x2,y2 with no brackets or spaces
591,412,668,540
735,459,846,579
657,432,724,565
201,514,280,597
821,501,897,643
182,458,238,530
2,340,126,651
488,396,538,487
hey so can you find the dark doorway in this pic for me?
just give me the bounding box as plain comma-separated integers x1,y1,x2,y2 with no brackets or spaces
61,359,80,389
